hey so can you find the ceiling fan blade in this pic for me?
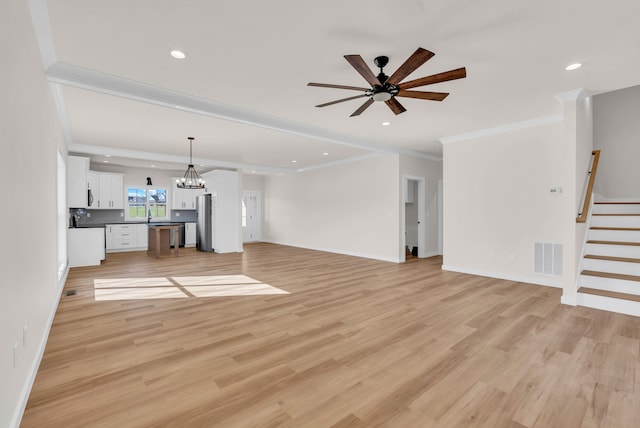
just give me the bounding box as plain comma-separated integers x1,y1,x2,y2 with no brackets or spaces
399,67,467,90
344,55,380,87
308,82,370,91
316,94,368,108
396,90,449,101
386,48,435,85
350,98,375,117
385,98,406,115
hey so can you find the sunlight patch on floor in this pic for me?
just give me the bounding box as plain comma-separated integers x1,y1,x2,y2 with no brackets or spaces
94,275,289,301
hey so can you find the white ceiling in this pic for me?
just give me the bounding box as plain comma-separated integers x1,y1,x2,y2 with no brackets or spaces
33,0,640,174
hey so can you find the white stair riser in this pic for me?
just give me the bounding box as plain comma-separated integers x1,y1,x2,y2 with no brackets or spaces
576,292,640,317
593,204,640,215
582,258,640,276
585,243,640,259
588,229,640,242
579,274,640,295
591,216,640,228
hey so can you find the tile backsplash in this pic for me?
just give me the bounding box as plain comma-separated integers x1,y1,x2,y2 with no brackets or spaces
69,208,196,227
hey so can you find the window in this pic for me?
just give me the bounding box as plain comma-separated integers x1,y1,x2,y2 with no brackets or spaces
126,186,168,220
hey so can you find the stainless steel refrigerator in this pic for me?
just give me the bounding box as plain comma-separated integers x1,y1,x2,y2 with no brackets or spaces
196,194,214,252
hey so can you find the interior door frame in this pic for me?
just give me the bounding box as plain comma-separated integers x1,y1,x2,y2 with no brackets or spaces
401,175,426,262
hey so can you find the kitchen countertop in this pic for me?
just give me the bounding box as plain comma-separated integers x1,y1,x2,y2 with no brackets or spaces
70,221,193,229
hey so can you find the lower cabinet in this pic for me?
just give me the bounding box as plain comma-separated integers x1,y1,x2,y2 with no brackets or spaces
185,222,196,247
105,224,148,252
69,228,105,267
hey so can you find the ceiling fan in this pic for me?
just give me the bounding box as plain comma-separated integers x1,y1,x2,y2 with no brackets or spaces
308,47,466,117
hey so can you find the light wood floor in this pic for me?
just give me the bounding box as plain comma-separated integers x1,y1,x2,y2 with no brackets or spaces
22,243,640,427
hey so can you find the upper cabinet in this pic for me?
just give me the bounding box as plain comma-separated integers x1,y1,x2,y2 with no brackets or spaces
67,156,90,208
171,178,204,210
68,156,123,210
89,171,124,209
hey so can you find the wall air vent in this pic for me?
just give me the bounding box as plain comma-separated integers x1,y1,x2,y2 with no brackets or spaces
534,242,563,276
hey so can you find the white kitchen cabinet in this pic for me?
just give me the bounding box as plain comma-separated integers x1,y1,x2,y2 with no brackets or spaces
69,227,105,267
136,224,148,248
105,224,147,252
172,186,191,209
185,222,196,247
96,173,124,209
88,172,124,209
172,180,204,210
67,156,90,208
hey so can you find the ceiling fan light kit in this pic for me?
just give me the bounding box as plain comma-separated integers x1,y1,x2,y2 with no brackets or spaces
308,47,467,116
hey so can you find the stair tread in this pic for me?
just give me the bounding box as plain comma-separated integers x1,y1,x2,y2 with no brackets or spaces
578,287,640,303
590,227,640,231
587,240,640,247
584,254,640,263
581,270,640,282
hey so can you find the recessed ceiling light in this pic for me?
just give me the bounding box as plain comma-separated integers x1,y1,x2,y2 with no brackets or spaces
292,160,297,163
103,160,109,163
105,154,112,157
323,152,329,156
251,170,256,173
382,122,391,126
170,50,186,59
150,165,156,168
565,63,582,71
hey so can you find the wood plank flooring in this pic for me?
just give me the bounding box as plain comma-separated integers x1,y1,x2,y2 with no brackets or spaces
22,243,640,427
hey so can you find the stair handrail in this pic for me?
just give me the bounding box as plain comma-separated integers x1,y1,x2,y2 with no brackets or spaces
576,150,601,223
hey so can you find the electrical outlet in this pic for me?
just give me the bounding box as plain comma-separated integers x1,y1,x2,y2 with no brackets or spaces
13,343,18,368
23,326,28,347
176,212,180,217
120,212,124,217
87,212,91,218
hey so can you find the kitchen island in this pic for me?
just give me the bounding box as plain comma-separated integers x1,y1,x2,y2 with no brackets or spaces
147,224,180,258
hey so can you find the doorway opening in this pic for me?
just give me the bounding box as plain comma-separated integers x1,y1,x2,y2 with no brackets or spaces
401,176,426,262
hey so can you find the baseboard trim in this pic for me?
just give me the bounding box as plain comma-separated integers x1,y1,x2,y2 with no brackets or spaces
441,265,562,288
419,251,440,259
561,295,577,306
11,264,68,428
262,240,401,263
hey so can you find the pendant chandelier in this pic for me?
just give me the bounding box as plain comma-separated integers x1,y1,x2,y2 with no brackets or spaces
177,137,205,189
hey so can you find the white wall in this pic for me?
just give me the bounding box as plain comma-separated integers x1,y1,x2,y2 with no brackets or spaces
242,174,265,194
263,154,400,262
0,1,67,426
593,84,640,199
202,170,243,253
442,121,565,286
558,90,593,303
399,155,442,259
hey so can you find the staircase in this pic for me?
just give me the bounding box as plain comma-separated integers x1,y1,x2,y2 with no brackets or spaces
577,201,640,316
